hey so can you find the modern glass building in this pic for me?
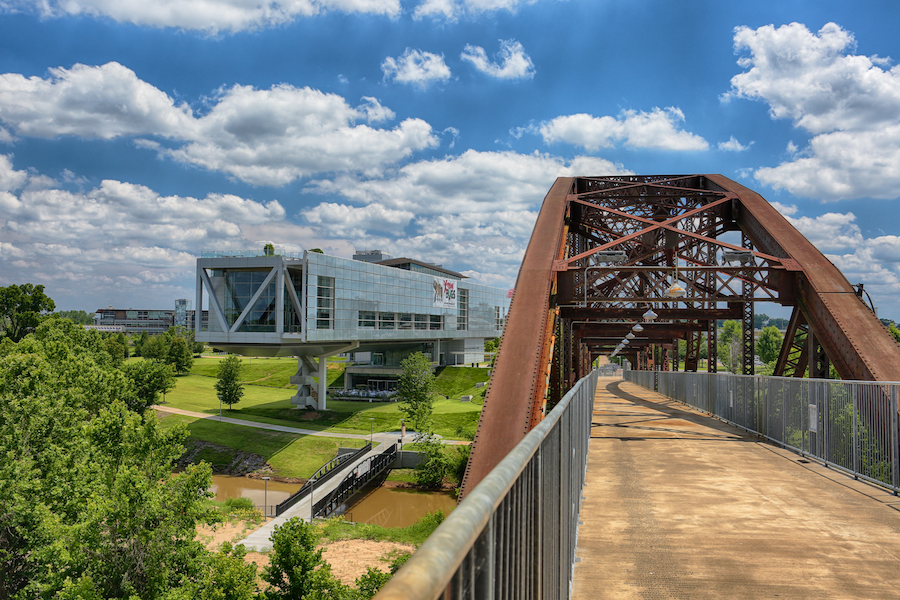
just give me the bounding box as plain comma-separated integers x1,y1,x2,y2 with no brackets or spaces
195,249,509,409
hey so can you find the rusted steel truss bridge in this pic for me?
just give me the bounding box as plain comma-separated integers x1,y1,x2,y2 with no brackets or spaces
461,174,900,496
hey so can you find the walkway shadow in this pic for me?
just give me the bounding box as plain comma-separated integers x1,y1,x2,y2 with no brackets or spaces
589,379,754,442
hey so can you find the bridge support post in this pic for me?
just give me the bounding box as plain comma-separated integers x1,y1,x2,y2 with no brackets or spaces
707,319,717,373
808,330,830,379
741,233,755,376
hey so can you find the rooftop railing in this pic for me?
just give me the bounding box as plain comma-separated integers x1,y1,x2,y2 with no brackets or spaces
200,249,304,259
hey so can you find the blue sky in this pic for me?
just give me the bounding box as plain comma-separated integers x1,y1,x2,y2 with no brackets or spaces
2,0,900,321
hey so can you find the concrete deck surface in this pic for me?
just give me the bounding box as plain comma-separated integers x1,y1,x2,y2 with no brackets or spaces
572,377,900,599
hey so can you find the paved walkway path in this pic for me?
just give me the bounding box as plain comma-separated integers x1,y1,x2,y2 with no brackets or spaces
152,405,469,445
573,377,900,599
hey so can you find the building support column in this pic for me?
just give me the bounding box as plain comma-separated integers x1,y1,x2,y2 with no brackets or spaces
290,342,359,411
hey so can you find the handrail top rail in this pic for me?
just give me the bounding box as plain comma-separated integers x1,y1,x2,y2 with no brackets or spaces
375,370,599,600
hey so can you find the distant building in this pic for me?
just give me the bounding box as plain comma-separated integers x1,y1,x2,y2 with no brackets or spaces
91,301,208,335
194,248,509,410
174,299,191,328
93,307,175,334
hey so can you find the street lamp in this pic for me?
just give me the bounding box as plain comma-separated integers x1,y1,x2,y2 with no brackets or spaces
632,323,644,333
626,333,635,340
643,308,658,321
262,476,270,519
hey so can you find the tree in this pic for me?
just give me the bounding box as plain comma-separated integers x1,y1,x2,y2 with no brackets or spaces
264,243,275,256
718,320,742,373
890,324,900,346
756,325,783,364
263,518,347,600
142,334,169,362
413,433,451,488
0,318,218,599
397,352,435,435
104,336,127,366
168,335,194,373
55,309,94,325
121,360,175,414
215,355,245,410
0,283,56,341
134,331,150,356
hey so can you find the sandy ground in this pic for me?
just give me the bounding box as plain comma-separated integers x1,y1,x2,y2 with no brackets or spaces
197,519,414,586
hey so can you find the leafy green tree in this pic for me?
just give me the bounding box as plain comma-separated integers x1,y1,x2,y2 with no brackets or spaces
121,360,175,414
263,518,348,599
216,355,245,410
718,320,742,373
142,334,170,362
413,433,451,488
134,331,150,356
397,352,435,435
756,325,783,364
168,335,194,373
167,542,258,600
104,336,127,366
264,243,275,256
354,567,390,599
0,283,56,341
55,309,94,324
0,318,217,599
890,324,900,345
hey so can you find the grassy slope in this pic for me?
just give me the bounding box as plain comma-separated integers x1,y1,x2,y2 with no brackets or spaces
162,360,488,477
164,361,489,439
189,356,345,388
159,413,364,479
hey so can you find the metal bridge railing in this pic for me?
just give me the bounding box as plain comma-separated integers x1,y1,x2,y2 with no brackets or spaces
624,370,900,494
375,370,599,600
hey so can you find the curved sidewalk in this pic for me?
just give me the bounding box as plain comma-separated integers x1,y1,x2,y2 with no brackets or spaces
573,377,900,599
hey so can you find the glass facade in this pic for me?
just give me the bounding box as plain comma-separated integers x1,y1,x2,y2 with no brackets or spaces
208,267,303,333
304,252,507,343
198,251,508,344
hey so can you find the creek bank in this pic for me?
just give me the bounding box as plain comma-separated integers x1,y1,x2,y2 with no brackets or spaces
176,440,271,477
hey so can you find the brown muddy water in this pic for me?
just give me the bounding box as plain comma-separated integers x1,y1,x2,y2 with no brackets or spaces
341,488,457,528
210,475,300,508
209,475,456,526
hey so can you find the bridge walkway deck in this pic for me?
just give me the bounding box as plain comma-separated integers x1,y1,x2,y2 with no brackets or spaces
573,377,900,599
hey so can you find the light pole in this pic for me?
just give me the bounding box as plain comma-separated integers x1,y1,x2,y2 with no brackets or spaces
370,417,374,447
262,476,270,518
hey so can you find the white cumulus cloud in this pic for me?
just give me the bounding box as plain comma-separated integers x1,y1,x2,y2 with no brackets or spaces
460,39,535,79
381,49,452,88
1,0,401,33
718,136,751,151
0,62,438,186
538,108,709,152
302,150,630,287
726,22,900,201
413,0,536,20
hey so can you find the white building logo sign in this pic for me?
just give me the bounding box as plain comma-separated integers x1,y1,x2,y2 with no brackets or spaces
433,277,457,309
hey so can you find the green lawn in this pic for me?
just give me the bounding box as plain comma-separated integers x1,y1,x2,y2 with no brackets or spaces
188,356,345,388
159,414,365,479
161,373,482,439
162,365,484,439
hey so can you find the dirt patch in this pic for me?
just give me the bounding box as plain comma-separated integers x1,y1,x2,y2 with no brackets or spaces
197,520,263,550
176,440,270,476
321,540,414,585
300,411,322,421
197,520,413,588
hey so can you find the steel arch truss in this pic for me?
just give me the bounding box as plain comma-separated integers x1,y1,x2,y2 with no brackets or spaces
461,175,900,498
